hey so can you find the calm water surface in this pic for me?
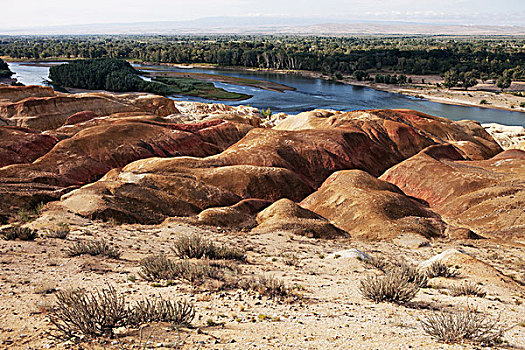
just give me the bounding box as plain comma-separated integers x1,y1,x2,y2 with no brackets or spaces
7,61,525,127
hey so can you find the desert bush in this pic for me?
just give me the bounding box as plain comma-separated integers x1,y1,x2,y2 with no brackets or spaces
67,239,121,259
49,286,128,339
47,223,70,239
49,286,195,339
449,282,486,298
241,275,290,299
360,255,390,272
359,271,420,304
139,254,179,281
426,262,459,278
0,225,38,241
175,260,225,284
139,255,225,284
172,234,245,261
391,263,428,288
128,298,195,327
420,307,503,344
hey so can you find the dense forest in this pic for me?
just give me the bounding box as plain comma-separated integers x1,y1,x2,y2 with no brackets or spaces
2,35,525,87
49,58,172,95
0,58,12,78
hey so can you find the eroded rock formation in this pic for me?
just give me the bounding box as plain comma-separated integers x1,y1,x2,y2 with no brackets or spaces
300,170,446,239
0,92,178,130
0,126,57,167
380,146,525,239
0,119,252,218
1,85,518,241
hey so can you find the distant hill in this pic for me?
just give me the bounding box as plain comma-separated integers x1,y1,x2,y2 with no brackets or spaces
2,17,525,36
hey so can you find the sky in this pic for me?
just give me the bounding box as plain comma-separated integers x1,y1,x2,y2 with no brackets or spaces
1,0,524,28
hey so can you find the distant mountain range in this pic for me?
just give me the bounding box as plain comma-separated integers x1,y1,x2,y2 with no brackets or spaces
2,17,525,36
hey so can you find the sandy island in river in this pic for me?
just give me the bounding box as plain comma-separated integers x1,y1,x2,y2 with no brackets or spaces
140,69,296,93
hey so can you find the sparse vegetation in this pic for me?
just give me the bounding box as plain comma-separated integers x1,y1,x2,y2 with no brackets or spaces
449,282,487,298
67,239,121,259
360,255,390,272
359,271,420,304
283,253,301,267
48,286,194,339
172,234,245,261
261,108,272,118
49,286,129,339
391,263,428,288
139,255,226,284
47,223,70,239
361,257,428,287
0,225,38,241
138,254,179,281
152,76,251,100
420,307,504,344
425,262,459,278
128,297,195,328
241,275,291,300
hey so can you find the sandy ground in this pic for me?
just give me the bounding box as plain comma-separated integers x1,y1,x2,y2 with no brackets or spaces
385,83,525,113
1,217,524,350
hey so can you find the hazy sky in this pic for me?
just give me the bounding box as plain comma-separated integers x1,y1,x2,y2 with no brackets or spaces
2,0,524,28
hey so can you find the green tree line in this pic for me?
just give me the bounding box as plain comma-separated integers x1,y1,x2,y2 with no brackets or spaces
2,35,524,82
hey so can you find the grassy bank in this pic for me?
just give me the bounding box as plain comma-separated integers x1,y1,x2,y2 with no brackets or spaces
153,76,251,101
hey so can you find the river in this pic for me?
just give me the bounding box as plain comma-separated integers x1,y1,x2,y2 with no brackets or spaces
7,61,525,127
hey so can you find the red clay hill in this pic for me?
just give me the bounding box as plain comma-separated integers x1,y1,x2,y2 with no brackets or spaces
1,84,522,242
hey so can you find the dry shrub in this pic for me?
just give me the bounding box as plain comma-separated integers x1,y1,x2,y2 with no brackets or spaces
128,298,195,327
49,286,195,340
360,255,390,272
392,263,428,288
426,262,459,278
361,257,428,288
47,223,70,239
139,254,178,281
359,271,420,304
420,307,503,344
172,234,245,261
49,286,128,339
0,225,38,241
67,239,121,259
241,275,290,299
139,255,225,284
449,282,486,298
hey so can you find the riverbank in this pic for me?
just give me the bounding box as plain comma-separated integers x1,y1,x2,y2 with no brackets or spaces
149,62,525,114
7,58,525,113
259,69,525,114
361,81,525,114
